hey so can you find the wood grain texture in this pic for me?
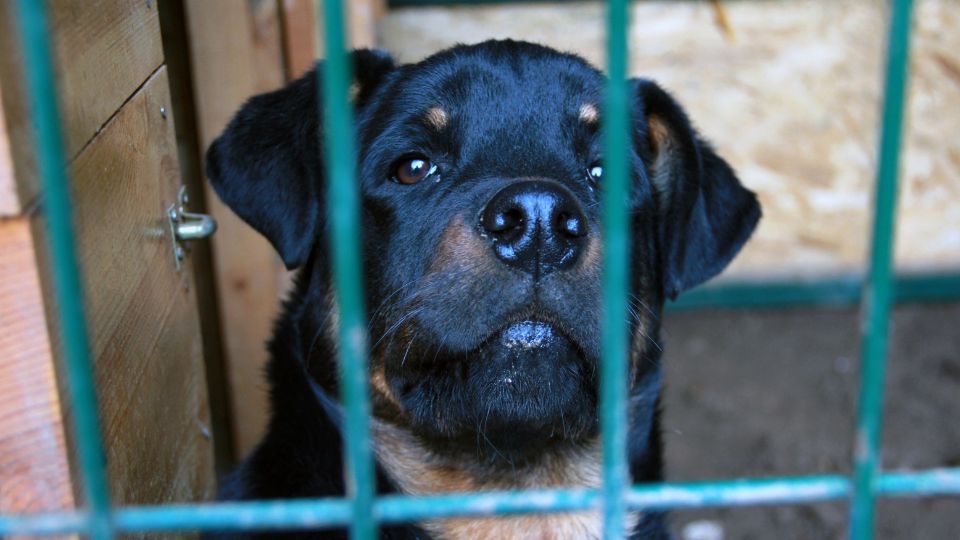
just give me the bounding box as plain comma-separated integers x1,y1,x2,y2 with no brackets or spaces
185,0,288,458
55,67,215,507
50,0,165,160
0,218,75,516
0,0,164,214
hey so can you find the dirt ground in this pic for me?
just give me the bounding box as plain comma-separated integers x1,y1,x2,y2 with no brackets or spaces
660,303,960,539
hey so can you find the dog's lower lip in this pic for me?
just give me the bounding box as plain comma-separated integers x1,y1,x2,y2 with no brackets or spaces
500,320,557,350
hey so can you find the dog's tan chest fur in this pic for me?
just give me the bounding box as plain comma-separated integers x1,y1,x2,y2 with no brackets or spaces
371,420,637,539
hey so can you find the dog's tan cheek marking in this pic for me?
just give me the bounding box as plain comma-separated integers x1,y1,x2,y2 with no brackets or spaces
579,236,603,279
370,367,403,410
424,106,449,131
579,103,599,125
428,214,493,275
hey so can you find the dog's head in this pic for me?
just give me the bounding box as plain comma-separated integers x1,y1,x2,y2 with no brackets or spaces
207,41,759,464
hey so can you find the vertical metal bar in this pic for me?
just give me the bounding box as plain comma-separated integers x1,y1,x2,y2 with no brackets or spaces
601,0,631,538
13,1,113,539
850,0,914,538
319,2,376,539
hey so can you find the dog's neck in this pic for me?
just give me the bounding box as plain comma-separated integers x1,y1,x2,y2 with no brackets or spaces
370,419,639,540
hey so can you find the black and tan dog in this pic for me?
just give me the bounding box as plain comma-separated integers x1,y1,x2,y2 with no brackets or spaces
206,40,760,539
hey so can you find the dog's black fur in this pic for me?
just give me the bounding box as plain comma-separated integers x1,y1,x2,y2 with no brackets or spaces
205,40,760,539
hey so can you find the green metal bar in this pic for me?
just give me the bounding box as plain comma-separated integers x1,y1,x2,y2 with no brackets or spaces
4,469,960,535
876,468,960,496
667,272,960,311
626,475,851,509
13,2,113,539
851,0,914,538
319,2,376,539
600,0,631,538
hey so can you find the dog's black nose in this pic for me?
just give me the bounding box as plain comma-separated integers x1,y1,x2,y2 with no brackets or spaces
479,180,587,278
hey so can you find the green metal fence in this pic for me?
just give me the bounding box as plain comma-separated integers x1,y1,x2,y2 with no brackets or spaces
3,0,960,539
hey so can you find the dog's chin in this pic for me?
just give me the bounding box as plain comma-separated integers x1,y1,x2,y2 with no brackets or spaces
389,319,599,464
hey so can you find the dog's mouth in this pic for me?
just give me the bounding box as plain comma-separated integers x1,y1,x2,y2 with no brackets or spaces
473,318,586,391
382,311,599,458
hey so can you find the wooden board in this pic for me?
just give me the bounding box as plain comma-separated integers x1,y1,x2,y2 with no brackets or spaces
46,67,215,506
349,0,386,50
281,0,319,79
0,218,75,516
50,0,165,160
0,0,164,217
185,0,288,458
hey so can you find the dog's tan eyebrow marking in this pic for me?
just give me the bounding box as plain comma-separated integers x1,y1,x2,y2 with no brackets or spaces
423,106,448,130
578,103,599,124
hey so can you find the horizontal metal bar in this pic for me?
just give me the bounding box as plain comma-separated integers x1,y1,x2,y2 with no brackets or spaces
377,489,600,524
876,468,960,497
626,476,850,510
117,499,353,533
4,469,959,536
667,272,960,311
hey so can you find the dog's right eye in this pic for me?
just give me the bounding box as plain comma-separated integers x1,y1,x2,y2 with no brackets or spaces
392,156,437,185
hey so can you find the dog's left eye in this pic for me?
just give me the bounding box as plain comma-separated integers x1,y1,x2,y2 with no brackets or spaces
393,156,437,185
587,163,603,183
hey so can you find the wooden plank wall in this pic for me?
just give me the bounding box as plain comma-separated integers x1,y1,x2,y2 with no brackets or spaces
186,0,385,459
185,0,290,459
0,0,216,516
59,67,215,505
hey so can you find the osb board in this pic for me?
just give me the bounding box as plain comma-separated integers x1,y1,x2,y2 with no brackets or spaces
0,218,74,516
380,0,960,279
48,67,215,506
186,0,289,458
0,0,164,212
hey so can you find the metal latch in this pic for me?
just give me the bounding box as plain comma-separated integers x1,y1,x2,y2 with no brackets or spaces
167,186,217,271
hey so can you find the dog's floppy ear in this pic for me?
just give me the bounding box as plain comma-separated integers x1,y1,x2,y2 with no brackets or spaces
633,79,761,300
206,49,395,269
